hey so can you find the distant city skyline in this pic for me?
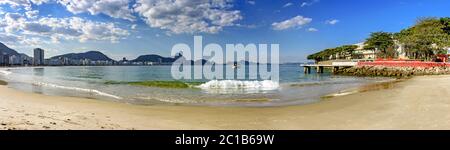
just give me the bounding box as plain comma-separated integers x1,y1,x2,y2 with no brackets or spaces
1,0,450,63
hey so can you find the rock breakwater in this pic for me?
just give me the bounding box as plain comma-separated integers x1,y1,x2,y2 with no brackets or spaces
335,65,450,77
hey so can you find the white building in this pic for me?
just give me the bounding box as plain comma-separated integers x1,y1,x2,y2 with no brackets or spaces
9,55,21,65
352,41,408,60
20,54,32,65
394,40,408,59
352,42,376,59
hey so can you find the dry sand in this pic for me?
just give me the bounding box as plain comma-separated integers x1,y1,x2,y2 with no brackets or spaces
1,75,450,130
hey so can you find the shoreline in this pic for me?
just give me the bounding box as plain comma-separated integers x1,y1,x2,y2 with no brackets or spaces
321,78,404,99
0,66,390,107
2,75,450,129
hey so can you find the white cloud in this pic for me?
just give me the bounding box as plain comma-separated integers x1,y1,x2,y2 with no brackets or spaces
247,0,255,5
300,2,307,7
0,0,49,10
134,0,242,34
30,0,49,5
23,22,53,33
131,24,137,30
236,23,257,29
22,36,51,46
45,17,129,43
0,33,51,47
307,28,318,32
57,0,135,21
3,13,26,33
0,13,130,44
0,7,5,15
5,13,25,23
326,19,339,25
0,33,21,44
0,0,32,10
77,19,130,43
25,10,39,19
272,15,312,30
283,3,293,8
301,0,319,7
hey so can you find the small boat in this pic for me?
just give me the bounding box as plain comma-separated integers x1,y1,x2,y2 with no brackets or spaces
232,63,239,69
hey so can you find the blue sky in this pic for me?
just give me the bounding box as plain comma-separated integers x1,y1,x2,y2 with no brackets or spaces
0,0,450,63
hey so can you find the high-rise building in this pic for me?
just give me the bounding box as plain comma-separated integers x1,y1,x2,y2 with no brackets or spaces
1,53,10,66
33,48,45,66
0,53,5,66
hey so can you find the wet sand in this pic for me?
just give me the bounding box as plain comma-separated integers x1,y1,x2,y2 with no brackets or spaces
1,75,450,130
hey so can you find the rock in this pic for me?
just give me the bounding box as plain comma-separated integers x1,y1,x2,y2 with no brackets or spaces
335,65,450,77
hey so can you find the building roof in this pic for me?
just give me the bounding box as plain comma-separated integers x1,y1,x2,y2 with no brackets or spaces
354,42,366,50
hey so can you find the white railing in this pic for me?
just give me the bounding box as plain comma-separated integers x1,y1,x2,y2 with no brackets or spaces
332,62,358,66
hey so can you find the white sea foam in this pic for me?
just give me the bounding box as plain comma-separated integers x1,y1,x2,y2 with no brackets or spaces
33,82,123,99
197,80,279,90
0,70,12,76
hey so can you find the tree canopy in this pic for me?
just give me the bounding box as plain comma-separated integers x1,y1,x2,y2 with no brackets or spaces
307,45,358,62
308,17,450,62
395,17,450,60
441,17,450,35
364,32,395,58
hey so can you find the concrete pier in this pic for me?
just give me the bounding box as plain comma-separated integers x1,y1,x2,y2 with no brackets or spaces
316,66,324,73
303,66,311,74
301,62,357,74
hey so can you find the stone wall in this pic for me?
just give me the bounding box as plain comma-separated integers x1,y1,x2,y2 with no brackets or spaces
335,65,450,78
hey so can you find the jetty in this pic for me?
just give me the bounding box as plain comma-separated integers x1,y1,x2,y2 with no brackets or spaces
301,62,358,74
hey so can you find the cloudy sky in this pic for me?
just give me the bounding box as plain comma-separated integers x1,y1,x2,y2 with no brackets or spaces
0,0,449,62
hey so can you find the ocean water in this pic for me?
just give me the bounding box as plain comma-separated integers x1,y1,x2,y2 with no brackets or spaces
0,65,390,107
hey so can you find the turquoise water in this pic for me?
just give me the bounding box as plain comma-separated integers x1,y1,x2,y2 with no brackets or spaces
0,65,389,107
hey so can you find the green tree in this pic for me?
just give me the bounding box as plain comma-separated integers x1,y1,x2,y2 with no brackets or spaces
336,45,358,59
364,32,396,58
396,18,450,60
309,17,450,62
307,45,358,62
441,17,450,49
441,17,450,35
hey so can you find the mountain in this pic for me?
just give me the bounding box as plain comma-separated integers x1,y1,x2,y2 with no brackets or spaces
19,53,32,59
130,54,211,65
131,54,177,63
0,42,20,56
50,51,114,61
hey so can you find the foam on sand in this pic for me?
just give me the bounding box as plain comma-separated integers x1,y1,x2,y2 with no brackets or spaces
33,82,123,100
197,80,279,90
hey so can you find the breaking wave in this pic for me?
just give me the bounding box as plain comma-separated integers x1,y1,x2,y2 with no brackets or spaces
0,70,12,76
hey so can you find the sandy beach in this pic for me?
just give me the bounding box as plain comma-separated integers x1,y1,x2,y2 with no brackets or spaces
1,75,450,130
